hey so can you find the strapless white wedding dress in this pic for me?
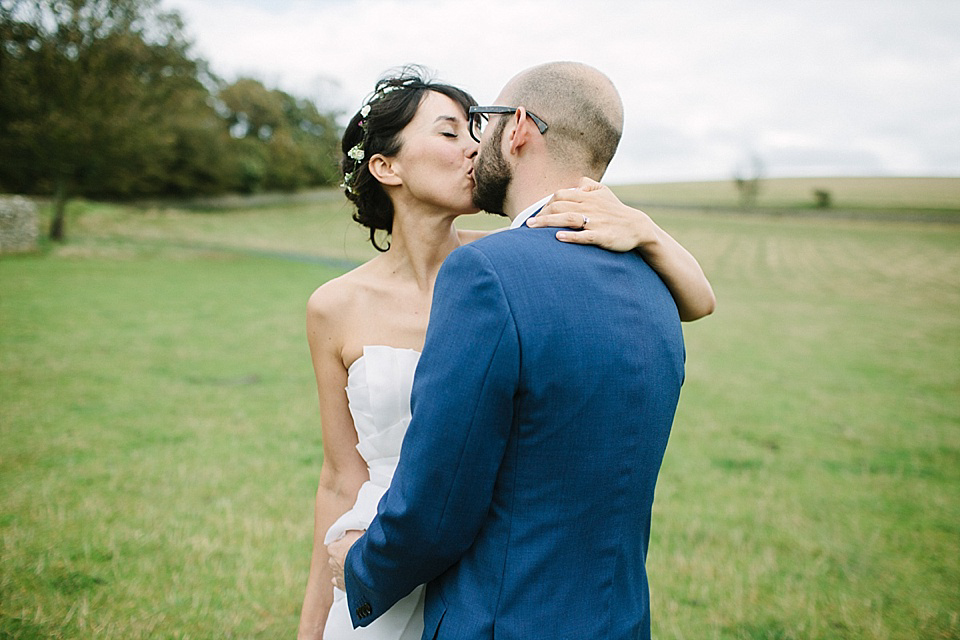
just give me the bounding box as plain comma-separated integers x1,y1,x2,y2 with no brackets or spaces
323,345,425,640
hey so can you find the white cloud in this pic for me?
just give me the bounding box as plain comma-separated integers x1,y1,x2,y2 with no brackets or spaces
166,0,960,182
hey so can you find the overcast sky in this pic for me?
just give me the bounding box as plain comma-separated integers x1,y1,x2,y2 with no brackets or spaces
165,0,959,184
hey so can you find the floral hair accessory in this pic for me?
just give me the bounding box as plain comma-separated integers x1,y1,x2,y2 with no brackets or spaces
342,78,417,196
343,106,372,194
340,171,354,192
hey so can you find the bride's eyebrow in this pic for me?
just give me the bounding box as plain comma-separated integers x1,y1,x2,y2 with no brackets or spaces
433,115,461,125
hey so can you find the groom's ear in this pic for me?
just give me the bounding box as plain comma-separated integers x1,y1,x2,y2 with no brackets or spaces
369,154,402,187
507,106,535,156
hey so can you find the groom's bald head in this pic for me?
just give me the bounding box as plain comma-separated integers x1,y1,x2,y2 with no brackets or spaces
499,62,623,179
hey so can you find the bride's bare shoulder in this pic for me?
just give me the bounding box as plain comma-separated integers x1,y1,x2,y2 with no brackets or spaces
306,259,382,324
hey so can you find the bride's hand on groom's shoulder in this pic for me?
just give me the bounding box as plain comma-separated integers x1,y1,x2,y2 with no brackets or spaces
327,529,365,591
528,177,660,253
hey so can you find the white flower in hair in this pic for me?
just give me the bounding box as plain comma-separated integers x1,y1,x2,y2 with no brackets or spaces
347,143,364,161
360,104,371,118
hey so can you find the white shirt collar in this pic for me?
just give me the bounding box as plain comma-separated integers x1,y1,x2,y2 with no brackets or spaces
509,195,553,229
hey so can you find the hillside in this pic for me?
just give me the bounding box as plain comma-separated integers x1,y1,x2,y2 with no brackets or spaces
609,176,960,212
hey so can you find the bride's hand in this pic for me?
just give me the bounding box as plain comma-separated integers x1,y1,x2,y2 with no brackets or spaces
528,177,658,253
327,529,364,591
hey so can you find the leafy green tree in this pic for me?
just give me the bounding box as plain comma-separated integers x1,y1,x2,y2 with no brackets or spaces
218,78,340,193
0,0,226,239
280,90,342,188
1,0,343,240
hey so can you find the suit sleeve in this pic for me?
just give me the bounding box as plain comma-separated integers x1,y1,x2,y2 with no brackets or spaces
343,244,520,627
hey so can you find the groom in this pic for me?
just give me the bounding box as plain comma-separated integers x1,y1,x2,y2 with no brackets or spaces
328,62,685,639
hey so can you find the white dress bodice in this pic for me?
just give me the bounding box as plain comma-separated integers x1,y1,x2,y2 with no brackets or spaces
346,345,420,487
323,345,424,640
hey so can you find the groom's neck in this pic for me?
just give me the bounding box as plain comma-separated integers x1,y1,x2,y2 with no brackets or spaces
505,171,584,220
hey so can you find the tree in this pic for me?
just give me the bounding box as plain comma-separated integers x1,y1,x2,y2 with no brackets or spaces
0,0,224,239
733,154,764,209
217,78,340,193
1,0,343,239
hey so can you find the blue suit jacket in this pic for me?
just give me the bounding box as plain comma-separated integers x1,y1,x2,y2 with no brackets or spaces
344,217,685,639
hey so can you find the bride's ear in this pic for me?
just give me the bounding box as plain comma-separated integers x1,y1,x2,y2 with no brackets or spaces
368,154,402,187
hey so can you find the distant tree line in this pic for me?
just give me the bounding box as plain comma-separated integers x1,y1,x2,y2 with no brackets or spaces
0,0,342,239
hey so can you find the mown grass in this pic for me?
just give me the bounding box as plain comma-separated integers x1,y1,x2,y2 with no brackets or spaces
1,181,958,638
1,251,339,638
646,211,959,639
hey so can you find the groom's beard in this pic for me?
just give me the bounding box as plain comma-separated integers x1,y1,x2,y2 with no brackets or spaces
472,121,511,216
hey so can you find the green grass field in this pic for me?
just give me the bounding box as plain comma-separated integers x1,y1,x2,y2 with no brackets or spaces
1,179,958,638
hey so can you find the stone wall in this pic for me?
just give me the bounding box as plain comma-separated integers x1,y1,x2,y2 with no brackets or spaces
0,196,39,253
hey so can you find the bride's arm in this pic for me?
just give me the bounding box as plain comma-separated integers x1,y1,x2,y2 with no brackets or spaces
298,286,370,640
528,178,716,321
455,180,715,321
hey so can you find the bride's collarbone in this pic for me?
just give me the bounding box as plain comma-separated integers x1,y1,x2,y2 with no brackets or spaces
365,280,433,314
340,299,428,354
363,254,442,298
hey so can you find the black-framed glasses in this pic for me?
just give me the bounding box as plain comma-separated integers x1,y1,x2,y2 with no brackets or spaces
467,106,549,143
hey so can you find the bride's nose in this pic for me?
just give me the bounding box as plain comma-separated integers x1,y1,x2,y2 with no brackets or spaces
466,139,479,159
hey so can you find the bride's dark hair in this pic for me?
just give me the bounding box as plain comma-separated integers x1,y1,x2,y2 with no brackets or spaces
341,65,476,252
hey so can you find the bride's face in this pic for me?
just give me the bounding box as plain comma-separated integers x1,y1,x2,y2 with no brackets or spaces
389,91,480,216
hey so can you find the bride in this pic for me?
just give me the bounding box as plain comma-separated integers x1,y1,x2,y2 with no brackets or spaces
297,67,715,640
